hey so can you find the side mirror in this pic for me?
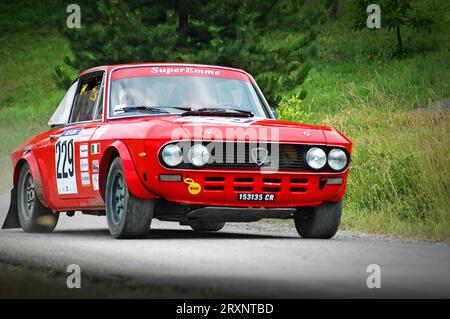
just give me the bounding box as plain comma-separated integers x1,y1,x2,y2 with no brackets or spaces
271,108,278,119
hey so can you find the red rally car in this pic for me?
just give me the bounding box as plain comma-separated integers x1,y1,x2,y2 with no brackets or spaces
2,63,352,239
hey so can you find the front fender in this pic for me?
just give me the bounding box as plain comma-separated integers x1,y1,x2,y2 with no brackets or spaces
14,153,49,207
102,141,158,200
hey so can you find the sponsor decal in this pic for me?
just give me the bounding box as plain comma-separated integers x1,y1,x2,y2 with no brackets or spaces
91,143,101,155
184,177,201,195
61,128,82,137
56,129,82,194
81,172,90,186
92,160,99,173
92,174,99,191
150,66,220,76
79,144,88,158
80,158,89,172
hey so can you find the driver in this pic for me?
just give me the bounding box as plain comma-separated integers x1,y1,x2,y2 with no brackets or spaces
182,79,218,109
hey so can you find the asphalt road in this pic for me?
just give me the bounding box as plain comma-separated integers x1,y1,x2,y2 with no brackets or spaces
0,193,450,298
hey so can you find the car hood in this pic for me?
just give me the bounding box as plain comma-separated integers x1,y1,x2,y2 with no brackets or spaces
158,115,350,146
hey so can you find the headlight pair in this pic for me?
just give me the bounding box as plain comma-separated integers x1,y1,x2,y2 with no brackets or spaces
161,144,210,167
306,147,348,171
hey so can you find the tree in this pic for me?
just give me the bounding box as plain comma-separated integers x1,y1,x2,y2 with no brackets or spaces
325,0,340,18
58,0,325,105
351,0,436,55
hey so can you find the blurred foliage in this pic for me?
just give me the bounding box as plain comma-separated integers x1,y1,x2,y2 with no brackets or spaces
351,0,441,55
277,94,311,123
60,0,329,105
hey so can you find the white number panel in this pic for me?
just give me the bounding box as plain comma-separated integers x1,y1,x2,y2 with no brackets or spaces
55,128,82,194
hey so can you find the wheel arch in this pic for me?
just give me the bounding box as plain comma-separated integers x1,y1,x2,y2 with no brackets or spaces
99,146,119,201
99,141,157,201
13,158,27,187
13,154,48,207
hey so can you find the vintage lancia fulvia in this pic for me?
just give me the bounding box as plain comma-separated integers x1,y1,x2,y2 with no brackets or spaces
3,63,351,239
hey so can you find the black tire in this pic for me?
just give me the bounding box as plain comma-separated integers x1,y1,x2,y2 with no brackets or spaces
17,163,59,233
106,157,154,239
294,201,342,239
189,220,225,232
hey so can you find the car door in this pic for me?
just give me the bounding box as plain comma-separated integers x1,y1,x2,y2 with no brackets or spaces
46,72,105,207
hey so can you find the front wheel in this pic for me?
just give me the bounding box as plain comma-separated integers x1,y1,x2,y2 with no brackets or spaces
17,163,59,233
294,201,342,239
106,157,154,239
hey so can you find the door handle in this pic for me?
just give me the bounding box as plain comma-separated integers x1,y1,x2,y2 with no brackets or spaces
49,134,60,142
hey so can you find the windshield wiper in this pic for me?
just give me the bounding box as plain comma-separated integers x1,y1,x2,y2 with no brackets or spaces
117,105,171,114
116,105,254,117
182,107,254,117
154,106,192,111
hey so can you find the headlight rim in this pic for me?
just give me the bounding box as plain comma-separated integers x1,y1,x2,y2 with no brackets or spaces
327,148,349,171
305,147,327,170
160,144,183,167
187,143,210,167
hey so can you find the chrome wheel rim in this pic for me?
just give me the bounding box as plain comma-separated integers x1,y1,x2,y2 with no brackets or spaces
111,171,126,225
23,172,35,218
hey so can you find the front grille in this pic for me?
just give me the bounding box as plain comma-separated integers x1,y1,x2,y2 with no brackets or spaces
160,141,350,172
205,142,308,171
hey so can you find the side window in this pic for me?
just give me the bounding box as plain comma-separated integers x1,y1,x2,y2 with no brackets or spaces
70,74,103,123
94,80,104,120
48,81,78,126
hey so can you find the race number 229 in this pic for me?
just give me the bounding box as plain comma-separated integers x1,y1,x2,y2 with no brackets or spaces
55,129,79,195
55,139,74,179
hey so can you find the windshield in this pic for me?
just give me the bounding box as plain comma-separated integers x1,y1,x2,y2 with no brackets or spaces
109,74,268,118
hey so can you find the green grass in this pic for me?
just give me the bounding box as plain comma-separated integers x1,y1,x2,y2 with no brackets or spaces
324,106,449,241
0,0,449,240
0,0,71,190
285,0,450,240
300,1,450,114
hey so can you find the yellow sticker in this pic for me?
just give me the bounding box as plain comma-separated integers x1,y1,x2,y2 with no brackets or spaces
90,87,99,101
80,84,88,93
188,182,202,195
184,177,201,195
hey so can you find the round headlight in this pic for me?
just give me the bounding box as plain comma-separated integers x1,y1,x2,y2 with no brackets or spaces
161,144,183,167
328,148,348,171
188,144,210,167
306,147,326,169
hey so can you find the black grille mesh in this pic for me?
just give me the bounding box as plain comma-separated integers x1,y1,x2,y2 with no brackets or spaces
204,142,307,170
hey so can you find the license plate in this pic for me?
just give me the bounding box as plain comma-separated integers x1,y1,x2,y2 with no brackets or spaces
237,193,276,201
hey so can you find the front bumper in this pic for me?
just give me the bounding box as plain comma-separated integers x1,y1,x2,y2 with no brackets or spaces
146,170,348,208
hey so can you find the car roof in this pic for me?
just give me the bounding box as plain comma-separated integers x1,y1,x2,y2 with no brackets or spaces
79,63,250,77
